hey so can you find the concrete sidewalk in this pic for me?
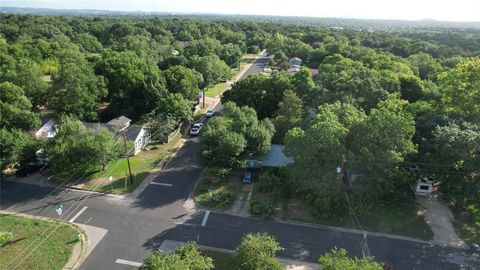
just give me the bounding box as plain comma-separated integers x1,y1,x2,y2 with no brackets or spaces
159,239,319,270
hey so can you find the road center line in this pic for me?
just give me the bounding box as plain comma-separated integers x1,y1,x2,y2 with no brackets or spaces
69,206,88,223
201,210,210,227
150,182,173,187
115,259,142,267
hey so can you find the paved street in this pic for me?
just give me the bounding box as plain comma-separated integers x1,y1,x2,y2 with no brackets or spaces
1,58,479,270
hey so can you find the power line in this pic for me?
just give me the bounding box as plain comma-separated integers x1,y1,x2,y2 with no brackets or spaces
7,125,172,269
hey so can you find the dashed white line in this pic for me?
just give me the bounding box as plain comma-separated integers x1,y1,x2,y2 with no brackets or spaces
69,206,88,223
115,259,142,267
201,210,210,227
150,182,173,187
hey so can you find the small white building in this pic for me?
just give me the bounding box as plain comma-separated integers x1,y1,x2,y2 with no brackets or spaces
35,116,151,156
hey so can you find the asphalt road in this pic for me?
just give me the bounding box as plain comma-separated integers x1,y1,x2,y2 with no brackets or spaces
238,52,269,80
1,58,479,270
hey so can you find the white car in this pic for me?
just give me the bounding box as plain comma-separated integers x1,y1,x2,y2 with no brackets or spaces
206,108,215,118
190,123,203,136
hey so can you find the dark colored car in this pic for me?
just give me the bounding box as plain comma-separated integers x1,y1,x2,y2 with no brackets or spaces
15,163,43,177
243,169,253,184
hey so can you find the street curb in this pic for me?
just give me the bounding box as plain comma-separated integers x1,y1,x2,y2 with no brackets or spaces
0,210,88,270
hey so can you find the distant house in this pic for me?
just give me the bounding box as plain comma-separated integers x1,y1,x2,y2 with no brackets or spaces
35,116,150,156
287,57,302,74
289,57,302,68
247,144,294,168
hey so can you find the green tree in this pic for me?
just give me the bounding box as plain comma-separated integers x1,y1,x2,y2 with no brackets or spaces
96,51,167,118
0,128,38,169
318,248,382,270
192,55,231,87
50,60,107,121
438,58,480,121
272,90,304,143
47,118,119,175
0,82,40,130
236,233,284,270
140,242,213,270
200,117,247,168
163,65,200,100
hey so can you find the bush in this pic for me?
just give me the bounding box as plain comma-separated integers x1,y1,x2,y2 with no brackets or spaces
0,231,13,246
213,167,231,181
467,204,480,224
250,199,264,216
257,172,280,193
210,190,235,209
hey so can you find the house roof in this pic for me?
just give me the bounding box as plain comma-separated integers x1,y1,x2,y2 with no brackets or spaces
289,57,302,62
123,125,145,142
107,116,131,127
250,144,294,167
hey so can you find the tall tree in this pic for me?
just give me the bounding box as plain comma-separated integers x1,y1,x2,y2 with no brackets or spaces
50,60,107,121
96,51,167,118
236,233,284,270
0,128,38,169
438,58,480,121
163,65,200,100
272,90,304,143
319,248,383,270
0,82,40,130
191,55,230,87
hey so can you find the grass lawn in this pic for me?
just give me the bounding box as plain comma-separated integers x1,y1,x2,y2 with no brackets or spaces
452,210,480,246
251,189,433,240
202,250,239,270
194,169,245,210
204,83,229,98
0,215,81,270
82,133,182,194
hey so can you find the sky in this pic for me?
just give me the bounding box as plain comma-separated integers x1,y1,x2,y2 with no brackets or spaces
2,0,480,22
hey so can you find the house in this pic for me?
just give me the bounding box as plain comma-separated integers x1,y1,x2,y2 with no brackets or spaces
288,57,302,68
287,57,302,74
35,116,150,156
247,144,294,168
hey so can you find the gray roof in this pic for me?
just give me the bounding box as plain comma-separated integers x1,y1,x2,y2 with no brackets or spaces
250,144,294,167
123,125,145,142
107,116,131,127
82,122,145,142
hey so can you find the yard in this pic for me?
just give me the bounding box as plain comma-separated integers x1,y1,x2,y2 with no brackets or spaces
250,187,434,240
0,215,81,270
194,169,250,210
81,133,182,194
204,82,229,98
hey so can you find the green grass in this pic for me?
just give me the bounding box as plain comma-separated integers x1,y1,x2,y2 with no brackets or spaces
202,250,239,270
82,133,182,194
194,169,244,210
0,215,80,270
251,190,433,240
204,83,229,98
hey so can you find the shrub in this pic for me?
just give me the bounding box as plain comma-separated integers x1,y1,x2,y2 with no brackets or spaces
213,167,231,181
250,199,264,216
210,190,235,209
0,231,13,246
236,233,284,270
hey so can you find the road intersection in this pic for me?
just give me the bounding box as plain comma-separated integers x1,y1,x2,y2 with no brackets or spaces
1,55,479,269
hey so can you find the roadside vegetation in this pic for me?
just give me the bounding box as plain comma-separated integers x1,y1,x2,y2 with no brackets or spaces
0,214,81,270
140,232,382,270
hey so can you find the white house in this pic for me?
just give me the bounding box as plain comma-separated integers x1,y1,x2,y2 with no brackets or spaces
35,116,151,156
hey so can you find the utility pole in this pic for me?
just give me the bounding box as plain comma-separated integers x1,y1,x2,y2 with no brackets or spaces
360,232,371,258
202,87,206,109
335,154,346,195
122,129,133,185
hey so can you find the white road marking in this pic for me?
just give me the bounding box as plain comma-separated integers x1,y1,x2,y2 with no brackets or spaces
201,210,210,227
150,182,173,187
115,259,142,267
69,206,88,223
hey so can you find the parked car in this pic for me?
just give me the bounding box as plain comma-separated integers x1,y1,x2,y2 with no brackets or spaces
15,163,43,177
243,169,253,184
206,108,215,118
190,123,203,136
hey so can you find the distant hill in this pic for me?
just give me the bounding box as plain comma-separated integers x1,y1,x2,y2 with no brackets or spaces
1,6,480,30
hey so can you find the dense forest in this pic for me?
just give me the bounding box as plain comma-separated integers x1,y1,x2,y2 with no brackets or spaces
1,13,479,237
